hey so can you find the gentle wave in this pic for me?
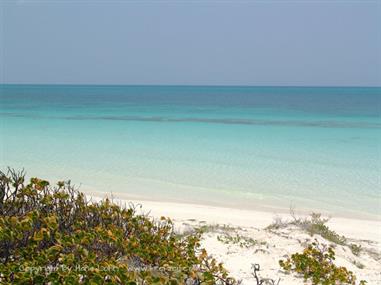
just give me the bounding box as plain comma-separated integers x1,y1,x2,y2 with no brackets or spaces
2,112,381,129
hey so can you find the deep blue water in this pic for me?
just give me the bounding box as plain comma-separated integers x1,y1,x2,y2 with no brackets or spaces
1,85,380,217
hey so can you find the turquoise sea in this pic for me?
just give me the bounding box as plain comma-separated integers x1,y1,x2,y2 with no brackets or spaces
0,85,380,217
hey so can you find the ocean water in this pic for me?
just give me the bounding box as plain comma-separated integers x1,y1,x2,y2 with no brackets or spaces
0,85,380,217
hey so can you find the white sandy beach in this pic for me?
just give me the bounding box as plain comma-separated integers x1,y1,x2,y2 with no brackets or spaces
87,192,381,284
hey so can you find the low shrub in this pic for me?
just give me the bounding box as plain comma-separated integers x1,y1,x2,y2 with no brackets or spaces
0,168,236,284
279,241,366,285
349,243,362,257
267,212,348,246
296,213,347,245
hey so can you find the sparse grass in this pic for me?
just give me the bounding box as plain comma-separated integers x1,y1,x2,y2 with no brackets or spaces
267,211,347,245
265,216,289,231
295,213,347,245
197,223,264,249
266,210,370,266
351,259,365,269
196,223,238,234
217,233,266,248
361,246,381,261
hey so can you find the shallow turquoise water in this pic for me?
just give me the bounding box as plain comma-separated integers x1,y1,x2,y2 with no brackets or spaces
1,85,380,216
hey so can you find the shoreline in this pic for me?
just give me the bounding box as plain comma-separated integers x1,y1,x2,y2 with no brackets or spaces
83,187,381,221
84,189,381,242
86,189,381,284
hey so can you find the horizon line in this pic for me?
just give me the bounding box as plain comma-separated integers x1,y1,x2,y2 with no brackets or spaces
1,83,381,88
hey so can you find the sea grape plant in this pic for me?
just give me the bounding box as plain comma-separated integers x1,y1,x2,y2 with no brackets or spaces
279,241,366,285
0,168,236,284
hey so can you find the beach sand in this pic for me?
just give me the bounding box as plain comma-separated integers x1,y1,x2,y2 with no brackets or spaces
87,192,381,284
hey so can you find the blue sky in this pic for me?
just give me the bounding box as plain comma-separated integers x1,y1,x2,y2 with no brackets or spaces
1,1,380,86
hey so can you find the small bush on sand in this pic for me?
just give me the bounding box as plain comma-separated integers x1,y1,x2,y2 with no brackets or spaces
294,213,347,245
349,243,362,257
0,168,236,284
267,211,347,246
279,241,366,285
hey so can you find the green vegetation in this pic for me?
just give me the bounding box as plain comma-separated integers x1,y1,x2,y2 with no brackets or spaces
196,224,237,235
0,169,236,284
267,211,367,259
1,169,371,284
267,212,347,245
279,241,366,285
349,244,362,257
295,213,347,245
217,233,265,249
195,222,265,249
